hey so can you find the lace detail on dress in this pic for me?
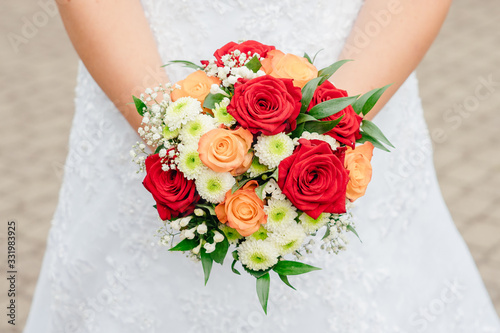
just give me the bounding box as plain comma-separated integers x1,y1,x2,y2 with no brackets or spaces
23,1,500,332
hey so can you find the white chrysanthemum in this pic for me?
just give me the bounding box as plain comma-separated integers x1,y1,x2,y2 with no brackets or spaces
248,157,270,178
213,98,236,126
176,144,206,180
264,198,298,232
299,212,331,233
164,97,202,130
254,133,295,168
238,239,279,271
268,223,306,255
179,114,217,144
195,169,235,204
294,131,338,151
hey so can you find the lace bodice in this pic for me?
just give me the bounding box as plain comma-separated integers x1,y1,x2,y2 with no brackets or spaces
24,1,500,332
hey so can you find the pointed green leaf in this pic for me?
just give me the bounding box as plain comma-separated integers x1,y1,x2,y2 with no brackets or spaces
300,76,323,113
201,249,213,285
196,204,216,216
169,238,199,252
245,56,262,73
243,265,271,278
154,144,165,154
321,226,331,240
133,96,147,116
255,183,266,200
203,93,226,110
278,274,296,290
357,132,390,152
303,52,313,64
361,119,394,148
312,49,325,64
351,84,391,115
210,236,229,264
273,260,321,276
303,115,344,135
308,96,358,119
231,259,241,275
270,168,279,181
347,225,362,243
290,122,305,138
296,113,318,124
256,273,271,314
162,60,203,70
317,59,353,85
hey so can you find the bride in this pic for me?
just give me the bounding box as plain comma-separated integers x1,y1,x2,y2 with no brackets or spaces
24,0,500,332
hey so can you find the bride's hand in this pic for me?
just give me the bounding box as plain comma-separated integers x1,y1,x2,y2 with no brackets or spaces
57,0,169,133
332,0,452,121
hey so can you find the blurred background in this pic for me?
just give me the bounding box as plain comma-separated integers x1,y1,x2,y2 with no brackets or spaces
1,0,499,331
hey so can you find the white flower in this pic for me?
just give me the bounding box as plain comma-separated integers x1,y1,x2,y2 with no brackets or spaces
176,143,206,180
204,242,216,254
179,216,192,227
299,212,330,233
184,227,196,240
295,131,338,151
197,223,208,235
238,239,279,271
264,198,298,232
268,224,306,255
164,97,202,130
192,242,202,255
194,208,204,217
254,133,295,168
213,97,236,126
213,231,225,243
179,114,217,144
170,220,181,231
195,169,235,204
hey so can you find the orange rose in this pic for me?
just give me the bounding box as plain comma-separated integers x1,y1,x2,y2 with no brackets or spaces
198,127,253,176
215,180,267,237
344,142,374,202
261,49,318,88
171,70,220,111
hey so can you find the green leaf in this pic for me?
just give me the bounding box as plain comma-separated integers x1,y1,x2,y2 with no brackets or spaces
308,96,358,119
289,122,305,139
232,250,239,261
200,249,213,285
303,52,313,64
169,238,199,252
300,76,323,113
203,93,226,110
162,60,203,70
278,274,296,290
317,59,352,85
210,236,229,264
351,84,391,115
231,259,241,275
312,49,324,64
245,56,262,73
296,113,318,124
273,260,321,276
154,145,165,154
303,115,344,135
358,132,390,152
256,273,271,314
255,183,266,200
270,168,279,181
243,265,271,279
347,225,362,243
361,120,394,148
196,204,216,216
321,226,331,240
153,204,157,210
132,96,147,116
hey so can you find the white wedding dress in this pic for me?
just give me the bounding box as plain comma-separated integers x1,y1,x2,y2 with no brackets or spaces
24,1,500,332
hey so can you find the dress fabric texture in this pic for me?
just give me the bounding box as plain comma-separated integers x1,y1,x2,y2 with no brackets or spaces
24,1,500,332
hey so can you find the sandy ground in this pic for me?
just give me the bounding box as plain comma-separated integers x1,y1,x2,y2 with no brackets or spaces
0,0,499,331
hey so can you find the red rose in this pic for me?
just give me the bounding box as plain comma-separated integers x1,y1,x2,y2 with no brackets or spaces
143,153,200,220
278,139,349,219
307,81,362,148
205,40,276,67
227,75,302,136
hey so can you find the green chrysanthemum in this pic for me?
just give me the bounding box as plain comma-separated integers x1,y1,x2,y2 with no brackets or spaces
248,225,268,241
195,169,235,203
299,212,330,233
220,224,243,244
254,133,295,168
213,98,235,126
248,157,270,177
162,125,180,140
177,146,205,180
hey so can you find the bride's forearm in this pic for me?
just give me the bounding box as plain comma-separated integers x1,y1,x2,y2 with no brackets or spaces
332,0,452,120
57,0,168,132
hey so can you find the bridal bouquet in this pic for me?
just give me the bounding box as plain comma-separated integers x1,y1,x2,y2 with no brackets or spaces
131,40,393,313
